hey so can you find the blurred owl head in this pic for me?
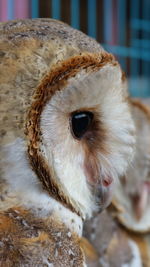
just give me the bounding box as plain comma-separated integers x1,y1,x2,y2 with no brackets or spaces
0,19,135,219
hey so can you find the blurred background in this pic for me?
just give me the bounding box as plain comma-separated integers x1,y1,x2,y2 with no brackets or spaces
0,0,150,97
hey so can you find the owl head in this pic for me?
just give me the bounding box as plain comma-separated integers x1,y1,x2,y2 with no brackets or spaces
0,19,135,220
26,53,135,219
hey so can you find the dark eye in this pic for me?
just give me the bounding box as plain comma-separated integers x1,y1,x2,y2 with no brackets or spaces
71,111,93,139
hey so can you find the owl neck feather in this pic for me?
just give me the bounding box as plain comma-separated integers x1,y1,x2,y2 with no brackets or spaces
28,148,83,218
2,138,83,236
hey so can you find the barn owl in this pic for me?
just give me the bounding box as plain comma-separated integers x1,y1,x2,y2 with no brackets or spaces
0,19,135,266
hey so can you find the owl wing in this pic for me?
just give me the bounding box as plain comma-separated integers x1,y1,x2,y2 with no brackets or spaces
0,207,84,267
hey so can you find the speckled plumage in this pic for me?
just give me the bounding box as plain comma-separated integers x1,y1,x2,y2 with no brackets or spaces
0,208,83,267
0,18,103,146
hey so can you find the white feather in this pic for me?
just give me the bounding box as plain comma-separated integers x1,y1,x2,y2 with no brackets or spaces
40,64,135,218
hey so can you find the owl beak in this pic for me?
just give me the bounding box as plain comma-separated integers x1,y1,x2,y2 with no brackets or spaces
102,176,113,187
94,176,114,211
84,159,114,210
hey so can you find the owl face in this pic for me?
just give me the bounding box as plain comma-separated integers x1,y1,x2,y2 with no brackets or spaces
27,53,135,218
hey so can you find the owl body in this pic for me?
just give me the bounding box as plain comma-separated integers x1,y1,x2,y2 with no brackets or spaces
0,19,135,266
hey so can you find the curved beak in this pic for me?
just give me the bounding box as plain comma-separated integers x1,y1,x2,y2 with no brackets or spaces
91,175,114,212
84,158,115,211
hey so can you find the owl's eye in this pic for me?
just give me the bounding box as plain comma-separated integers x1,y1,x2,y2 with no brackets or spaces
71,111,93,139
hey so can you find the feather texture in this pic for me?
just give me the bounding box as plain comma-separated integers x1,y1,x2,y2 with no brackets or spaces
0,19,135,266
